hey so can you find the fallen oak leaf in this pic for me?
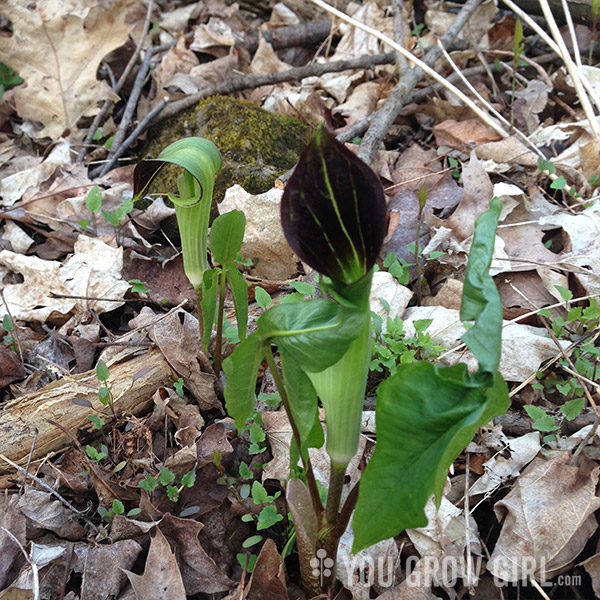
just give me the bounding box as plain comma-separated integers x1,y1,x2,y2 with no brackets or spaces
0,0,133,141
124,527,186,600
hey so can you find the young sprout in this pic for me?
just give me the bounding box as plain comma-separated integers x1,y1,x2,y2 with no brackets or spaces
133,138,222,346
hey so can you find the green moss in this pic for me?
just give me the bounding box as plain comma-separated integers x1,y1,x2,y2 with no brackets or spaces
140,96,308,207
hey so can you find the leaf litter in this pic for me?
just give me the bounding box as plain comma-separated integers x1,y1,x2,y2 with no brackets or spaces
1,0,600,597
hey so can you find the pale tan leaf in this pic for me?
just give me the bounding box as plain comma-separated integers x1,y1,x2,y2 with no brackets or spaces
488,454,600,581
0,0,133,141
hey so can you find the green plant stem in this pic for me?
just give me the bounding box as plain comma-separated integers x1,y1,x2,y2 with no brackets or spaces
213,270,227,375
262,343,324,518
590,19,598,65
333,479,359,538
195,286,205,351
415,215,423,305
325,459,347,526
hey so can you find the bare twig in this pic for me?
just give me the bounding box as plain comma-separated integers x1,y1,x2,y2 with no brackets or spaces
90,96,168,179
306,0,491,165
99,48,158,176
392,0,409,74
156,52,396,122
22,428,38,494
0,454,99,533
77,0,156,163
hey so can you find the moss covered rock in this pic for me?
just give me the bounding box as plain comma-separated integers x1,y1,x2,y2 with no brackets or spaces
141,96,309,208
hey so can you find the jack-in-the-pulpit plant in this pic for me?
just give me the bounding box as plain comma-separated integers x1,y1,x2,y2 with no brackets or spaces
224,126,509,597
133,138,222,350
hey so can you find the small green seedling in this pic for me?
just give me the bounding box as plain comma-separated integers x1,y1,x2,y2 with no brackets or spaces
79,185,103,234
2,314,16,353
0,63,23,100
254,286,272,309
448,157,461,179
86,444,108,463
201,210,249,373
95,359,116,417
138,467,196,503
98,499,141,522
128,279,150,294
510,17,525,128
173,377,185,397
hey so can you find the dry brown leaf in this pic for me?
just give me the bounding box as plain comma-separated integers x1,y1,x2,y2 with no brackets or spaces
129,307,220,411
0,0,133,141
488,453,600,581
475,136,538,171
333,82,381,126
579,139,600,181
0,495,27,589
426,152,493,242
469,432,541,496
125,527,186,600
0,348,24,388
73,540,142,600
433,120,503,153
0,236,129,323
496,271,561,320
160,513,235,595
374,557,441,599
245,538,289,600
513,80,551,134
17,489,85,540
581,553,600,598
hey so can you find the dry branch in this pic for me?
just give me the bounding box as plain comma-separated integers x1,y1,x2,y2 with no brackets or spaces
355,0,484,164
0,348,174,484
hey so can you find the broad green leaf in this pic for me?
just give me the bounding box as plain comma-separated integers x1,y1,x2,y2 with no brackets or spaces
227,265,249,341
254,286,272,308
353,362,508,551
210,210,245,266
290,281,316,296
251,481,270,504
460,197,503,373
223,333,263,431
133,138,221,207
200,269,219,350
96,360,110,382
555,285,573,302
181,470,196,487
133,138,222,288
561,397,585,421
86,185,102,213
257,504,283,530
281,124,386,285
524,405,558,431
280,349,320,450
242,535,264,548
258,299,363,373
111,499,124,515
159,466,175,486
